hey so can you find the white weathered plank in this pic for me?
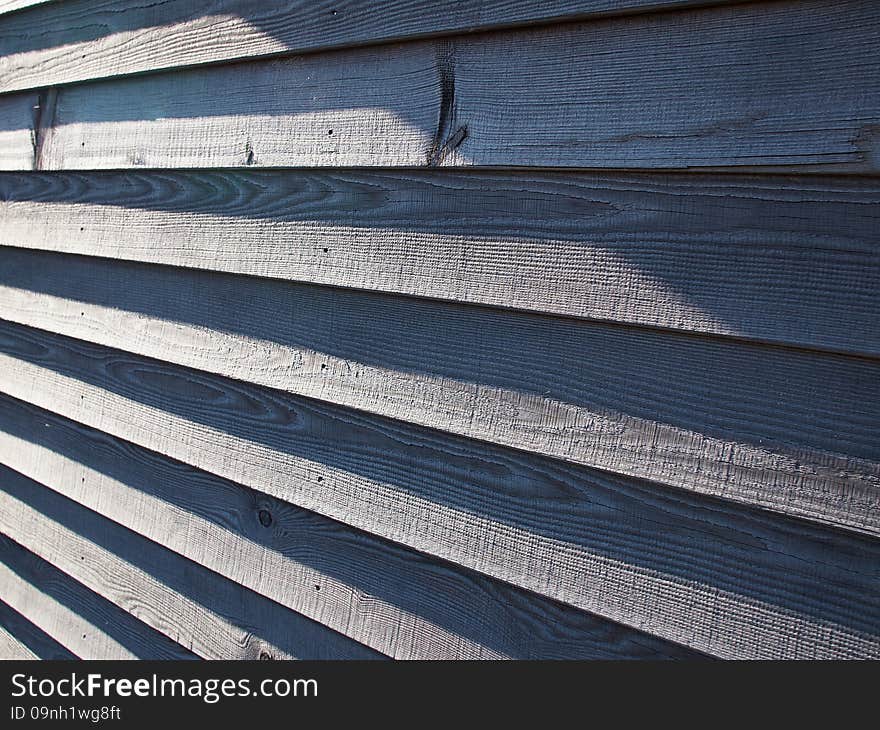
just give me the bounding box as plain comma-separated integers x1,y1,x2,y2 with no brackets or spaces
12,0,879,172
0,627,37,659
0,536,195,659
0,251,876,535
0,598,76,659
0,465,383,660
0,170,877,355
0,0,747,93
0,396,698,660
1,325,878,659
0,0,54,15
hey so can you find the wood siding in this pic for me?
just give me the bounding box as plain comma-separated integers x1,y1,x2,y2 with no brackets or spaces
0,0,877,660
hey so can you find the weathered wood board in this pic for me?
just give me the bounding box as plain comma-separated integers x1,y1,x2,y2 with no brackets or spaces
0,534,197,659
0,325,877,659
0,1,874,171
0,598,77,659
0,0,747,92
0,394,700,660
0,464,383,660
0,170,877,355
0,251,876,535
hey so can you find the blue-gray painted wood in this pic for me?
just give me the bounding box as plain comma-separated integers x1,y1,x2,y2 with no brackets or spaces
0,248,876,536
0,392,701,660
0,463,384,660
2,1,875,171
0,0,747,92
0,90,36,169
0,534,198,659
0,169,877,356
1,0,877,662
0,322,877,658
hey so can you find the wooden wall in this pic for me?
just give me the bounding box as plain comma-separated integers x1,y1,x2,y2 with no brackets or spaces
0,0,878,660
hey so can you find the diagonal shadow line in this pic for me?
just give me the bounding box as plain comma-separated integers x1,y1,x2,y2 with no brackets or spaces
1,323,878,639
0,0,219,55
0,595,78,659
1,168,878,355
0,0,702,58
0,28,441,139
0,392,708,660
0,245,877,465
0,463,385,660
0,532,198,659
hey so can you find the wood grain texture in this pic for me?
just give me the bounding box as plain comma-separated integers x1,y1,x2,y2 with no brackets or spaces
0,0,54,15
0,464,383,660
37,40,440,170
0,625,38,659
0,0,747,93
13,0,879,172
0,169,878,355
0,395,699,660
0,249,876,535
1,324,877,659
0,534,197,660
0,598,76,659
448,0,880,171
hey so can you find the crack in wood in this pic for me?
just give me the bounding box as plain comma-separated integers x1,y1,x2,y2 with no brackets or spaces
426,41,458,166
30,86,56,171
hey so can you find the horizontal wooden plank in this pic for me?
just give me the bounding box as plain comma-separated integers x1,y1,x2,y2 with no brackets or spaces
0,395,698,660
448,0,880,171
0,598,76,659
0,464,384,660
34,39,439,170
0,0,747,93
0,170,878,355
1,325,878,659
0,534,197,659
1,0,874,171
0,249,876,535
